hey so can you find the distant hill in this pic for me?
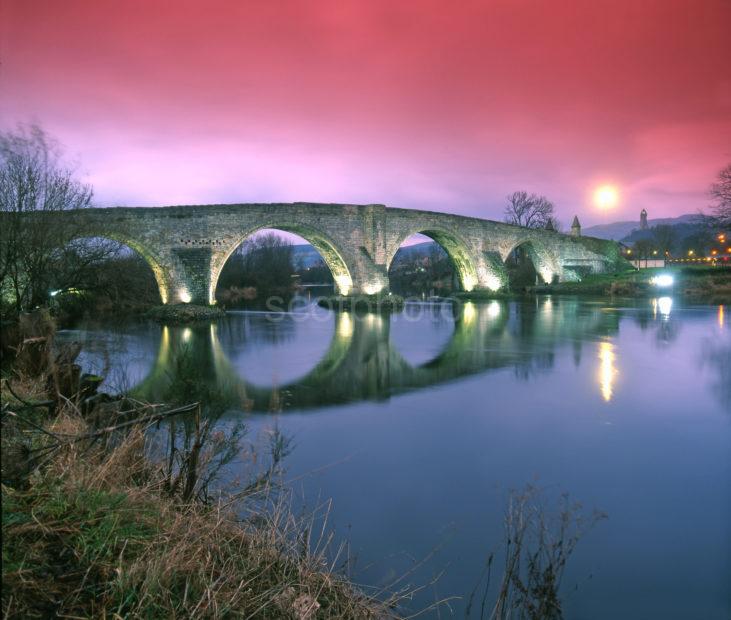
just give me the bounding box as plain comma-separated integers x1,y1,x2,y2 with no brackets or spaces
583,214,703,241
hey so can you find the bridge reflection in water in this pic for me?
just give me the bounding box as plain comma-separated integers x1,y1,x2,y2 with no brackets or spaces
130,298,622,412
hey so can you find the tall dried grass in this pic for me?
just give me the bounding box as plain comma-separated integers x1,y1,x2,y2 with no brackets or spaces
1,404,399,619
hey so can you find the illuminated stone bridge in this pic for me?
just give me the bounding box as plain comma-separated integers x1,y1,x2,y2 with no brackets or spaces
69,202,624,304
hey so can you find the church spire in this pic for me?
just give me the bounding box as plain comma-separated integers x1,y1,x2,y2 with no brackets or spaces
571,215,581,237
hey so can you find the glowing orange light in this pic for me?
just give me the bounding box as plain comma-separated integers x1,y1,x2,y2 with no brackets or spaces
719,305,725,329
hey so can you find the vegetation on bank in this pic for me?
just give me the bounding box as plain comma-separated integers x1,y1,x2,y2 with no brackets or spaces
1,419,394,619
452,290,517,302
317,293,405,312
144,303,226,324
528,265,731,303
388,241,456,297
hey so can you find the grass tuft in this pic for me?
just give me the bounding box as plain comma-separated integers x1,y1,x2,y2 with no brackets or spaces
1,409,396,619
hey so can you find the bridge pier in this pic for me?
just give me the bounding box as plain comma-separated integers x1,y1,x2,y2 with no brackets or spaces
162,248,214,305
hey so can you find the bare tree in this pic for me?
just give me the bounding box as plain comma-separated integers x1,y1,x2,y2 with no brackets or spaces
504,191,556,229
710,163,731,225
0,125,105,314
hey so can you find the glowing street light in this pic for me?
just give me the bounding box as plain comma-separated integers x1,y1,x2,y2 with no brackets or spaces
650,274,674,288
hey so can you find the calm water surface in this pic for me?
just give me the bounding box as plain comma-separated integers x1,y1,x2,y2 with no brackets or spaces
59,297,731,619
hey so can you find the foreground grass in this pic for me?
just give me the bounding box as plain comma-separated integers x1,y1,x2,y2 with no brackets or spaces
1,406,394,619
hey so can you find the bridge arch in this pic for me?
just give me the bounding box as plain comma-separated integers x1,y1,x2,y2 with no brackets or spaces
386,227,480,292
66,233,171,304
210,222,355,303
503,238,560,287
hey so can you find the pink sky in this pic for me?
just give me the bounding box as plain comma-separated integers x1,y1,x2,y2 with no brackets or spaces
1,0,730,227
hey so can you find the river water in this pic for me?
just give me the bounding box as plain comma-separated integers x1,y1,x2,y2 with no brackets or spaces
58,297,731,619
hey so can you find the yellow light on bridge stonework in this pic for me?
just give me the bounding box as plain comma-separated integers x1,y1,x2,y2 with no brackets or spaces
485,274,502,291
178,288,192,303
462,274,477,292
593,185,619,210
334,275,352,296
598,341,617,402
363,282,384,295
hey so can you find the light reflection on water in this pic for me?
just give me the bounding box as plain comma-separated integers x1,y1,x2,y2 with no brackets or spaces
58,297,731,619
597,341,617,402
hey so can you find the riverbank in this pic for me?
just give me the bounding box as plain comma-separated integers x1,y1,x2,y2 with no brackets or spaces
51,302,225,328
144,303,226,323
1,410,392,618
530,265,731,303
450,265,731,304
317,293,405,312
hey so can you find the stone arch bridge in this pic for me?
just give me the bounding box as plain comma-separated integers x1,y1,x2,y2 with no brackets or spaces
57,202,624,304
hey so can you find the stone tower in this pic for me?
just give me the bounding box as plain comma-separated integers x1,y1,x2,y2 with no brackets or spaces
571,215,581,237
640,208,648,230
